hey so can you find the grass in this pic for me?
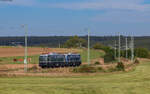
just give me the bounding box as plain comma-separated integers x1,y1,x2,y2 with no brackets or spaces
0,46,19,48
0,60,150,94
0,55,39,64
0,49,105,64
80,49,105,62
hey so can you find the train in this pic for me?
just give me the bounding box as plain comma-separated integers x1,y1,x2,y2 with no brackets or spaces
39,53,82,68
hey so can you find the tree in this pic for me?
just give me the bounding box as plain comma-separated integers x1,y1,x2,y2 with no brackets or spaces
104,52,115,63
135,48,149,58
93,42,104,49
93,42,116,63
64,36,87,48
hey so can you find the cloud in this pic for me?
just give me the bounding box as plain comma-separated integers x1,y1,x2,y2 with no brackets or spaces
45,0,150,11
1,0,150,23
0,0,36,6
1,0,150,11
91,10,150,23
44,0,150,23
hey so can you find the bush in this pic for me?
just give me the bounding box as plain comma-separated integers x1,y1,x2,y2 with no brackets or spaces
135,48,149,58
148,52,150,59
107,67,117,72
116,62,125,71
73,65,97,73
28,65,39,72
64,36,87,48
97,67,103,71
95,61,100,65
134,59,140,64
93,43,104,49
104,53,115,63
93,43,112,53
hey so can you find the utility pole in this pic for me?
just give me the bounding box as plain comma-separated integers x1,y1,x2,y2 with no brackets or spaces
126,37,128,59
114,40,117,59
59,42,61,48
118,32,121,62
87,29,90,65
22,24,28,72
131,35,134,62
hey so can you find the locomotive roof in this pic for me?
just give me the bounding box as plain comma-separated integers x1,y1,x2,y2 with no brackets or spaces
48,53,64,55
67,53,80,55
40,53,80,56
40,54,49,57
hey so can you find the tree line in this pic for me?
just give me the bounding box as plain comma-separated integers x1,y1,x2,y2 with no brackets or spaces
0,36,150,49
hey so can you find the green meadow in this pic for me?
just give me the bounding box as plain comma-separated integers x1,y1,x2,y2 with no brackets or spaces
0,60,150,94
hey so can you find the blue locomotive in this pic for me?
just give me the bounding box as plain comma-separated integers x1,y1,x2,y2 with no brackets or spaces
39,53,81,68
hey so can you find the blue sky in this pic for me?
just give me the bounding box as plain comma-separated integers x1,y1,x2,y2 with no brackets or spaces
0,0,150,36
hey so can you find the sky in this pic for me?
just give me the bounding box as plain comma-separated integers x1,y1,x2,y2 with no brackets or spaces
0,0,150,36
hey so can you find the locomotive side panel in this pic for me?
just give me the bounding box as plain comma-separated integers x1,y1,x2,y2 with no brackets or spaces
66,54,81,67
47,54,65,68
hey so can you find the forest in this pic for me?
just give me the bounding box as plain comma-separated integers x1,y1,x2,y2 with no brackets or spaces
0,36,149,49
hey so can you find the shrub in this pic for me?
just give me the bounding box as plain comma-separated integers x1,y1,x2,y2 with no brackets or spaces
28,65,39,71
73,65,97,73
135,48,149,58
116,62,125,71
93,43,104,49
95,61,100,65
93,43,112,53
64,36,87,48
148,52,150,59
96,67,105,72
134,59,140,64
107,67,117,72
104,53,115,63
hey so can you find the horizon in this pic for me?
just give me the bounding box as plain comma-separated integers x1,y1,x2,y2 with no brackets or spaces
0,35,150,37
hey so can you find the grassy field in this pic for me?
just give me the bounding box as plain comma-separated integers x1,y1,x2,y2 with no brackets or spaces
80,49,105,62
0,55,39,64
0,49,105,64
0,59,150,94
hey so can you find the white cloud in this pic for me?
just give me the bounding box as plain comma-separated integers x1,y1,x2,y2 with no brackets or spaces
45,0,150,11
40,0,150,23
1,0,150,23
91,10,150,23
0,0,150,12
0,0,36,6
1,0,150,11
